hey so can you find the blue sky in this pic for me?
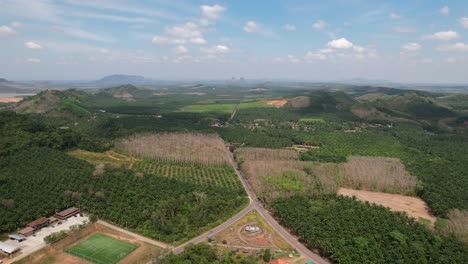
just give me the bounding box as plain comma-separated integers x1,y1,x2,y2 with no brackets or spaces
1,0,468,82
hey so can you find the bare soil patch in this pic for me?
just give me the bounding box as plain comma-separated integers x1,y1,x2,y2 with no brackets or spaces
266,100,288,107
113,92,135,101
0,97,23,103
338,188,436,225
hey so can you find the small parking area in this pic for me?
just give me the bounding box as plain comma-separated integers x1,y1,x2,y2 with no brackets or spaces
3,215,88,263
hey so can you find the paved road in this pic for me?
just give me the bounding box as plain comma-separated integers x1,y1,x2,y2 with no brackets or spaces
171,149,329,264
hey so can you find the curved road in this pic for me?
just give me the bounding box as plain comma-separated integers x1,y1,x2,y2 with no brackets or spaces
172,150,329,264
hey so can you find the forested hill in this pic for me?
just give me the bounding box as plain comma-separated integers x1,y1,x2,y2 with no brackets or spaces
13,89,90,117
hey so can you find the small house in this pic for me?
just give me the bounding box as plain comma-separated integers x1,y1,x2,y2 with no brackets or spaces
54,207,80,220
27,217,50,230
0,242,20,255
8,234,26,242
18,227,34,237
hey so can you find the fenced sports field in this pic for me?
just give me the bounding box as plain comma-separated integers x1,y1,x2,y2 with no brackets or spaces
66,233,139,264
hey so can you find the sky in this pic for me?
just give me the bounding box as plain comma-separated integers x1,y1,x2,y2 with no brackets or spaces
1,0,468,83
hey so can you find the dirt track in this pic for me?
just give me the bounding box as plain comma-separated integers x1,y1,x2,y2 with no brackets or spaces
337,188,437,225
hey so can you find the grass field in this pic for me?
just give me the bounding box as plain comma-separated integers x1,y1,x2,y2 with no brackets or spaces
299,118,325,123
179,100,272,113
66,234,139,264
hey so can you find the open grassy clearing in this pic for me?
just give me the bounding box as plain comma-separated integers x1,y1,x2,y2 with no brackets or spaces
67,150,138,168
337,188,436,225
134,160,243,190
66,234,138,264
115,132,230,166
179,100,273,113
298,118,325,123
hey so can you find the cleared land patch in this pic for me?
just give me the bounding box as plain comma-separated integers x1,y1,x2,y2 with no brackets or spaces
337,188,436,225
266,99,288,107
313,156,417,195
115,133,230,166
66,234,138,264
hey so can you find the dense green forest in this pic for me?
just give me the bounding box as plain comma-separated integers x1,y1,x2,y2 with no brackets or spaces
272,195,468,264
0,146,246,243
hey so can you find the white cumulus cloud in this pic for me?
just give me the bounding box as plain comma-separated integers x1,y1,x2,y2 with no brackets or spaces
244,21,259,33
282,24,296,31
460,17,468,28
327,38,353,49
440,6,450,15
402,42,422,52
425,31,459,41
189,37,207,44
166,22,202,38
389,13,400,19
27,58,40,63
437,42,468,52
174,45,188,54
201,45,230,54
201,4,225,20
312,20,327,30
0,25,16,35
25,41,43,49
304,51,327,61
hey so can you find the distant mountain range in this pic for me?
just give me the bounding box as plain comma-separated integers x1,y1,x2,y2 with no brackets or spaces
92,74,153,86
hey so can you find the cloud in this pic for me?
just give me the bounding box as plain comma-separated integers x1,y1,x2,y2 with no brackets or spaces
304,51,327,61
327,38,353,49
437,42,468,52
425,31,459,41
200,45,230,54
53,26,114,42
460,17,468,28
402,42,422,52
11,22,22,28
189,37,207,44
282,24,296,31
393,26,415,33
27,58,40,63
312,20,327,30
200,4,225,20
67,11,153,23
65,0,180,21
446,58,457,63
244,21,259,33
166,22,202,38
440,6,450,15
353,45,365,53
0,25,16,35
25,41,43,49
174,45,188,54
152,35,182,45
152,22,207,46
287,55,300,63
389,13,400,19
